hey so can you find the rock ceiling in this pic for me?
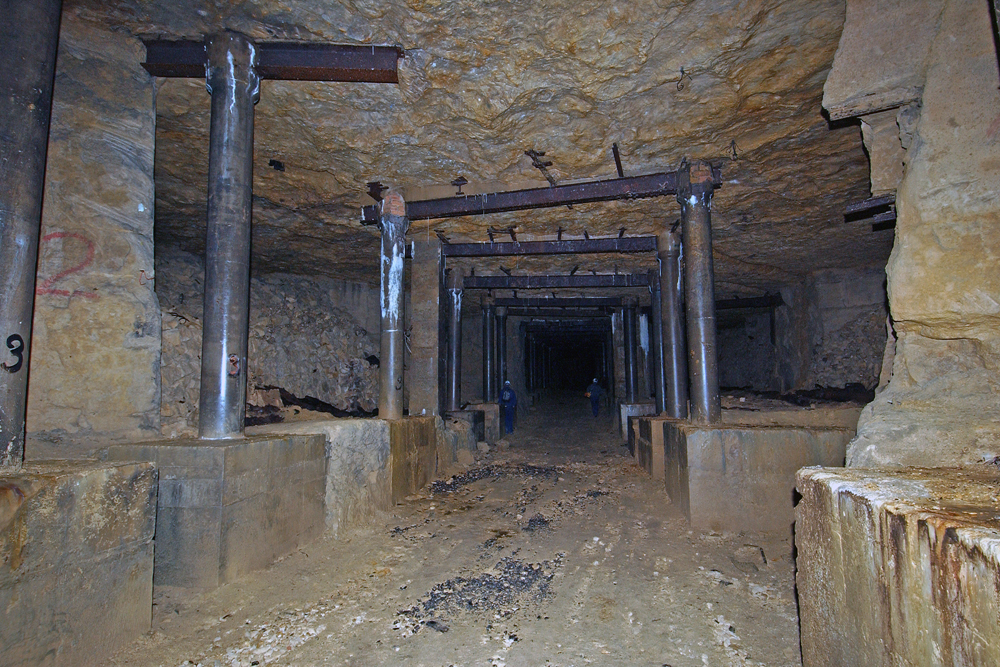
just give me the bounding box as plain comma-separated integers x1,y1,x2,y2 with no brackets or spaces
75,0,893,298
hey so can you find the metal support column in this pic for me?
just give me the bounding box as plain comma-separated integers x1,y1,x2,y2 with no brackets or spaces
649,271,667,414
198,32,260,439
496,306,508,385
623,299,638,403
482,299,496,401
0,0,63,469
677,159,720,424
657,225,689,419
445,270,463,412
378,190,409,420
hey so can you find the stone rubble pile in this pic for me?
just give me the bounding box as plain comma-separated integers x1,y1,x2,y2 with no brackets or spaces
157,251,379,436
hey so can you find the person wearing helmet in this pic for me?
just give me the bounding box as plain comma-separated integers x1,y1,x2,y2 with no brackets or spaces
499,380,517,434
586,378,604,417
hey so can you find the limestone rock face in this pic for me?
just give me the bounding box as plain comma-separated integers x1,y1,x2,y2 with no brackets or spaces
157,252,379,436
70,0,891,295
26,11,160,449
835,0,1000,467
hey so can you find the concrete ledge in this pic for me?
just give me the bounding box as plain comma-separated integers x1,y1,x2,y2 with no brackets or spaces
796,467,1000,666
105,434,325,592
1,460,156,667
618,402,656,442
664,422,851,533
464,402,500,443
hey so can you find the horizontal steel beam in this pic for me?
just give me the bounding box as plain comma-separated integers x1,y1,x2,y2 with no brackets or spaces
442,236,656,257
142,40,402,82
845,192,895,215
465,274,651,290
361,167,722,223
506,308,611,317
494,297,623,308
716,294,784,310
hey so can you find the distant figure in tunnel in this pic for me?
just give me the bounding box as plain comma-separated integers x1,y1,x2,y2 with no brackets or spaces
586,378,604,417
500,380,517,434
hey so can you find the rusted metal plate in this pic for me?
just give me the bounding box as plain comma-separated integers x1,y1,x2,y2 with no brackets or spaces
142,40,402,83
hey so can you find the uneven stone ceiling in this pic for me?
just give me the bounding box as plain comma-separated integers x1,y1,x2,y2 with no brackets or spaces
76,0,893,298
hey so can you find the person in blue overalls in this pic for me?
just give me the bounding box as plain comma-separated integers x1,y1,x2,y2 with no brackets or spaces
499,380,517,434
586,378,604,417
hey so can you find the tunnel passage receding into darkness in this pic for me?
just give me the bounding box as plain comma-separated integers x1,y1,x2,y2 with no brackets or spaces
523,320,611,392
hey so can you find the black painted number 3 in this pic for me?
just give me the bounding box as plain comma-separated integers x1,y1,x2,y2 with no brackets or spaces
2,334,24,373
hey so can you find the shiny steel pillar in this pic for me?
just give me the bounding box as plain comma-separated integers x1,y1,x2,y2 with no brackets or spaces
623,299,639,403
677,159,720,424
445,270,463,412
649,271,667,414
0,0,62,469
496,306,508,384
482,299,496,401
198,32,260,439
378,190,409,420
657,225,689,419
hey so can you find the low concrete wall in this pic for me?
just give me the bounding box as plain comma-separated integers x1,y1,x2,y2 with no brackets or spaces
796,467,1000,666
105,434,325,593
1,460,156,667
619,402,656,442
663,421,851,533
251,415,471,533
465,402,500,443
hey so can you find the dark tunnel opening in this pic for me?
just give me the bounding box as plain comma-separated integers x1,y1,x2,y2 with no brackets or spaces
523,319,612,394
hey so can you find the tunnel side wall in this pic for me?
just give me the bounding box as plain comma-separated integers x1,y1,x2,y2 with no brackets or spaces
26,11,160,455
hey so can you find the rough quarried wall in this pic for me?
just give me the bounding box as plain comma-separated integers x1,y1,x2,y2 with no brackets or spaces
26,11,160,456
157,251,379,436
825,0,1000,467
804,268,886,390
718,310,775,390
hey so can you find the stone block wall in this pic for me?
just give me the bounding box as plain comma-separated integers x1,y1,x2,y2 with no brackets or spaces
26,11,160,456
1,460,156,667
718,310,776,390
156,250,379,436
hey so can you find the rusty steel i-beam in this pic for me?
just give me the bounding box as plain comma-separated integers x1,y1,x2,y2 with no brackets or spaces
464,274,651,290
142,40,403,82
441,237,657,257
360,167,722,223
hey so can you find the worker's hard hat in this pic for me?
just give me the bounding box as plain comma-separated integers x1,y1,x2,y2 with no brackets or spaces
593,378,598,383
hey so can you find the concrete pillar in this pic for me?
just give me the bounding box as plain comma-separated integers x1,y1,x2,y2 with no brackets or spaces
657,226,689,419
445,270,463,412
378,190,409,420
0,0,63,469
409,239,443,415
623,299,639,403
677,159,720,424
496,306,508,384
198,32,260,440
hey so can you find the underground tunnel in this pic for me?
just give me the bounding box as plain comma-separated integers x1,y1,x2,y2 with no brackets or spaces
2,0,1000,665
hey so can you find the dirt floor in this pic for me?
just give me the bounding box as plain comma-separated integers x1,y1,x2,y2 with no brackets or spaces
110,392,802,667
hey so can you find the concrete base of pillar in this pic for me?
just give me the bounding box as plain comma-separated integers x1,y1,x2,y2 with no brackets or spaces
105,434,325,594
796,467,1000,666
618,402,657,442
465,402,500,443
445,409,486,443
661,419,852,533
1,460,156,667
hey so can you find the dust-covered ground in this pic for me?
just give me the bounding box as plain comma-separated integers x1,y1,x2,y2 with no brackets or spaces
110,392,802,667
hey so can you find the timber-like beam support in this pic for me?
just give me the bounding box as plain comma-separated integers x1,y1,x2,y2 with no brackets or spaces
143,40,403,82
464,274,651,290
360,168,721,223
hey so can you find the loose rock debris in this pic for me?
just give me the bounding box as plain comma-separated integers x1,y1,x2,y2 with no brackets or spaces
431,463,559,494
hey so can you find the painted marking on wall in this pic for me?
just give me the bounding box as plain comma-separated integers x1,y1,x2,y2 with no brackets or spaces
36,232,99,300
